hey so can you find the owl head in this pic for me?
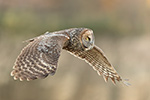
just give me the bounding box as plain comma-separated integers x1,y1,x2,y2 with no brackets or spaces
80,29,95,50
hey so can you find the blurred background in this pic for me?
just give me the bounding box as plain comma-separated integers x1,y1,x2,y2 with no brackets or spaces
0,0,150,100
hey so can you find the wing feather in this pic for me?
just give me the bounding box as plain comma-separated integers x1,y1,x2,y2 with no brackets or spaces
67,45,123,84
11,33,69,81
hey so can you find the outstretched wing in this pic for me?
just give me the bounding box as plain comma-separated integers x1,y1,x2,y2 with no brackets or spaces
11,33,69,81
67,45,123,84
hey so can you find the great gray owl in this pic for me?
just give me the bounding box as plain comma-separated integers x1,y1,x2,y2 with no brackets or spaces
11,28,129,85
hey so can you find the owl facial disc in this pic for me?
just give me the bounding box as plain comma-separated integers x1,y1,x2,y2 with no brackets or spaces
81,29,95,50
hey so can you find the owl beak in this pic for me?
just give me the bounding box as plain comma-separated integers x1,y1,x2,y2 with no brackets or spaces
90,40,94,45
89,42,94,49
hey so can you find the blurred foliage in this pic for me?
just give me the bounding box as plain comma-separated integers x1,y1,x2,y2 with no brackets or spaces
0,0,149,37
0,9,145,36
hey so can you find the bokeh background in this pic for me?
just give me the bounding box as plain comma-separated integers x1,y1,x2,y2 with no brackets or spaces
0,0,150,100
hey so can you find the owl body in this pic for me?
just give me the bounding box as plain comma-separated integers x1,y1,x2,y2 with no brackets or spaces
43,28,82,50
11,28,129,85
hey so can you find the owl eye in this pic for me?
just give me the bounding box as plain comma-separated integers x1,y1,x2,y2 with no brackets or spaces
86,36,91,41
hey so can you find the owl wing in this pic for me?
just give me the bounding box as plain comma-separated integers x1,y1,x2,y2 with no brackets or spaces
68,45,124,84
11,33,69,81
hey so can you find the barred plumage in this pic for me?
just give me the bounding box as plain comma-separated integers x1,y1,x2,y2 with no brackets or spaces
11,33,69,81
11,28,129,85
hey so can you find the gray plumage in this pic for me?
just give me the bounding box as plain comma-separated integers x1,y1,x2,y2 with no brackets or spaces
11,28,129,85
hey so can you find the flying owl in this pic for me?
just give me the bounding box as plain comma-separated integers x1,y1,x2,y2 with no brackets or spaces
11,28,129,85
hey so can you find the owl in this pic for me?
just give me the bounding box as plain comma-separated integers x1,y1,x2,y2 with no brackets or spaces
11,28,129,85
